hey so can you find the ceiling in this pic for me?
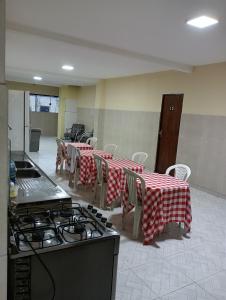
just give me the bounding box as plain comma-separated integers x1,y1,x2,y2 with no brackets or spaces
6,0,226,86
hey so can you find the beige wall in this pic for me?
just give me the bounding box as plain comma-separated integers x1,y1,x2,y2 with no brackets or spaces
58,85,79,138
30,112,58,136
57,85,96,137
93,62,226,196
6,81,59,96
77,86,96,132
96,62,226,116
77,86,96,108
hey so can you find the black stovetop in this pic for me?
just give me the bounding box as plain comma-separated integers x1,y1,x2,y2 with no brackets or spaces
9,203,117,255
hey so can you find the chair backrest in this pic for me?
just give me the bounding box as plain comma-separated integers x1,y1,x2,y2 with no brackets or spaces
165,164,191,181
103,144,118,156
131,152,148,164
93,154,109,184
86,137,98,148
78,131,93,143
123,168,146,206
56,137,62,147
56,138,66,157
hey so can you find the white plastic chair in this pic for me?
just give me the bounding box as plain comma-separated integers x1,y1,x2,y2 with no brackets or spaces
86,137,97,149
93,154,109,209
103,144,118,156
165,164,191,181
123,168,146,239
131,152,148,164
55,138,67,173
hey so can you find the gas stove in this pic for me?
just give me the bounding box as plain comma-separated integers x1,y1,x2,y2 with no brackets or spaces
9,203,116,255
9,203,119,300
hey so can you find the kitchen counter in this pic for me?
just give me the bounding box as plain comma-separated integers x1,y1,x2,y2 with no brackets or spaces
11,151,71,207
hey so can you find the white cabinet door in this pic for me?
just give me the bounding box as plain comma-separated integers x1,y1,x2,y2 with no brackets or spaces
24,91,30,153
8,90,24,151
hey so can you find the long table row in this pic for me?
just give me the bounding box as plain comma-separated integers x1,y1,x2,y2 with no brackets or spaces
56,142,192,245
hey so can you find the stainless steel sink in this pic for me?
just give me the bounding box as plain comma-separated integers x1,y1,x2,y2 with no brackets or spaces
16,169,41,178
15,161,34,169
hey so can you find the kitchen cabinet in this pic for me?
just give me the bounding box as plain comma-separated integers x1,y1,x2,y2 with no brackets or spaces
8,90,30,152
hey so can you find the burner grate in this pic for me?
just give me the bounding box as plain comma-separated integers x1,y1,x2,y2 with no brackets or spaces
59,220,102,243
10,203,107,252
15,227,63,252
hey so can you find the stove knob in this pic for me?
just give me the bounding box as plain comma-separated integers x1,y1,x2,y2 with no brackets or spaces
101,217,107,223
87,205,93,210
96,213,102,218
92,208,97,214
106,222,113,228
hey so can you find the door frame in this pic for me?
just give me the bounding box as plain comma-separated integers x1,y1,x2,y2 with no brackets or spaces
155,93,184,173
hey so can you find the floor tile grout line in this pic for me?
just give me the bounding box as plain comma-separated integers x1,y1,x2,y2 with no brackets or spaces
129,263,196,298
154,281,202,299
129,267,159,298
127,250,225,298
194,279,219,300
32,137,226,300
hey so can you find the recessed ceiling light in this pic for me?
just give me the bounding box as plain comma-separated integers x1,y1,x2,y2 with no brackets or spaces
186,16,218,29
33,76,42,81
62,65,74,71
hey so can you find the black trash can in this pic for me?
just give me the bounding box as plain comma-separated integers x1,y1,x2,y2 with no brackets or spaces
29,128,41,152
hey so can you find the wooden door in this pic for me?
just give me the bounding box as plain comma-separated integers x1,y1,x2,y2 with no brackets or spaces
155,94,183,173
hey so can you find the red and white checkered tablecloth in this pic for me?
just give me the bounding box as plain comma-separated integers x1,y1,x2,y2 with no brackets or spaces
105,159,144,205
79,150,113,185
65,143,93,172
65,142,93,151
122,172,192,245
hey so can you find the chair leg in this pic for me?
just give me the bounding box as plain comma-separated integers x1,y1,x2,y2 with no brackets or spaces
60,160,64,174
73,171,77,189
100,183,105,209
179,222,184,230
68,173,72,186
93,181,98,204
122,209,126,230
74,168,80,189
132,205,142,239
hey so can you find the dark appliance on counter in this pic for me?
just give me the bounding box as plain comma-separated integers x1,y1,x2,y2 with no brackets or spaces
8,203,120,300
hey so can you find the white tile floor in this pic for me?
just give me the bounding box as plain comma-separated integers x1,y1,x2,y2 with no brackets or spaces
29,136,226,300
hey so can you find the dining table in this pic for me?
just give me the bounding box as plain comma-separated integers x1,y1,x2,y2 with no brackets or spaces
122,172,192,245
65,142,93,172
79,150,113,185
103,159,144,205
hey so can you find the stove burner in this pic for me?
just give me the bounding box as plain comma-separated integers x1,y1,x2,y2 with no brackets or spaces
22,216,34,223
67,222,85,234
15,227,63,251
60,209,74,218
32,230,44,242
10,203,106,251
18,212,52,230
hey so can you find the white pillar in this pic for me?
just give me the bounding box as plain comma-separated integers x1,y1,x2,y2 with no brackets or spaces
0,0,8,299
